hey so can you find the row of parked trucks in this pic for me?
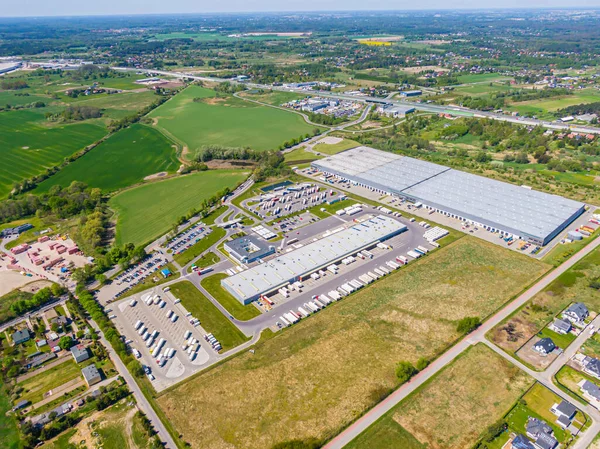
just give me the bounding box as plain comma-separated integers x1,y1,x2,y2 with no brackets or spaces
204,333,222,352
276,243,435,328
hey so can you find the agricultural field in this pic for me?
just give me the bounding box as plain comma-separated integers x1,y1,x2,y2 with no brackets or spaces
347,344,531,449
158,237,547,449
0,109,106,198
169,281,249,351
490,244,600,353
68,90,159,121
35,124,178,192
506,88,600,118
456,73,514,84
148,85,318,154
110,169,248,246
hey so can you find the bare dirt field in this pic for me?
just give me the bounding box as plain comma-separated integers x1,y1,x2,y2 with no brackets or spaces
516,337,559,369
158,237,547,449
0,269,33,296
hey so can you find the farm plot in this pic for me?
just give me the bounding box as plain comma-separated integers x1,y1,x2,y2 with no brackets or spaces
0,109,106,198
490,244,600,353
110,170,249,246
35,124,178,192
347,344,531,449
149,85,317,154
157,237,547,449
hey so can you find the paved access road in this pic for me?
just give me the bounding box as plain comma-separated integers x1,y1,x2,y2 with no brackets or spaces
324,235,600,449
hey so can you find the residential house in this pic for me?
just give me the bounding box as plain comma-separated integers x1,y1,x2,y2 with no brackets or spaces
82,364,102,386
549,318,571,335
533,338,556,355
12,329,31,345
526,417,558,449
583,356,600,378
70,344,90,364
512,434,536,449
563,302,589,324
580,379,600,403
551,400,577,428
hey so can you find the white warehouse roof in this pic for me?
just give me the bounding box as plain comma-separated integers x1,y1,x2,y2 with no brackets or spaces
221,215,406,304
313,146,585,244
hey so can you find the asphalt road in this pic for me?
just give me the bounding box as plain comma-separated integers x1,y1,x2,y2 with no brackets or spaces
323,234,600,449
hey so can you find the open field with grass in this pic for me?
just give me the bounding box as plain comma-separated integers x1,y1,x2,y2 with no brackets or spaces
0,109,106,198
0,380,20,449
507,88,600,117
17,359,86,405
169,281,249,351
35,124,178,192
173,227,226,266
239,90,307,106
348,344,531,449
312,138,360,155
158,238,547,449
149,86,317,153
490,244,600,353
456,73,513,84
110,170,248,246
69,90,158,120
200,273,261,321
284,148,323,163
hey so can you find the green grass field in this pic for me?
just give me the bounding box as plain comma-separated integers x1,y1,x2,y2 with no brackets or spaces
200,273,261,321
0,109,106,198
110,170,248,246
35,124,178,192
457,73,513,84
0,380,20,449
17,360,85,405
174,227,226,266
169,281,249,351
70,90,158,120
158,238,547,449
149,86,317,153
239,90,307,106
347,344,531,449
312,138,360,155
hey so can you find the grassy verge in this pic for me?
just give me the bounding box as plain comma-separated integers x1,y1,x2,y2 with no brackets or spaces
174,227,226,267
187,252,220,273
0,380,20,449
169,281,250,351
200,273,261,321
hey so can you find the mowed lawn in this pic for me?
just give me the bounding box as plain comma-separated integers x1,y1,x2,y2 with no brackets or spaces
35,124,178,192
169,281,249,351
149,85,316,153
157,237,548,449
0,109,106,198
110,170,248,246
347,344,531,449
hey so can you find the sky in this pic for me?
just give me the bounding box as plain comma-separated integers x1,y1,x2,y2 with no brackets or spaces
4,0,600,17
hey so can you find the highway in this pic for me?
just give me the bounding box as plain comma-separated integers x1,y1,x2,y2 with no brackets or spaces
323,234,600,449
112,66,600,135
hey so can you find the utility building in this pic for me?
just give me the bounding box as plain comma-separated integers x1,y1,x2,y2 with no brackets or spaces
313,146,585,246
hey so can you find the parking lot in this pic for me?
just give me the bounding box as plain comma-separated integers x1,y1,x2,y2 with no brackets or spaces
110,286,218,391
107,253,169,302
242,182,345,220
164,222,212,255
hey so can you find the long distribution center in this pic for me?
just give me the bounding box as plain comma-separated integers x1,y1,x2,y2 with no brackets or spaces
312,146,585,246
221,215,406,304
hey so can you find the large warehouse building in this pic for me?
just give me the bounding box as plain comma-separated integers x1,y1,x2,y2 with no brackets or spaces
313,146,585,246
221,215,406,304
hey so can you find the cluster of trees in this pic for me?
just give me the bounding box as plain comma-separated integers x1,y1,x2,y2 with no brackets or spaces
213,81,245,94
46,105,103,122
0,182,102,223
456,316,481,334
0,79,28,90
9,284,66,316
306,112,346,126
108,95,172,133
557,101,600,117
395,357,430,384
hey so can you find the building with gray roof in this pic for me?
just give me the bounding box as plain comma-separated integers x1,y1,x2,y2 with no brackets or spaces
563,302,589,323
221,215,406,304
549,318,571,335
82,364,102,386
224,236,275,264
581,380,600,402
312,146,585,245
